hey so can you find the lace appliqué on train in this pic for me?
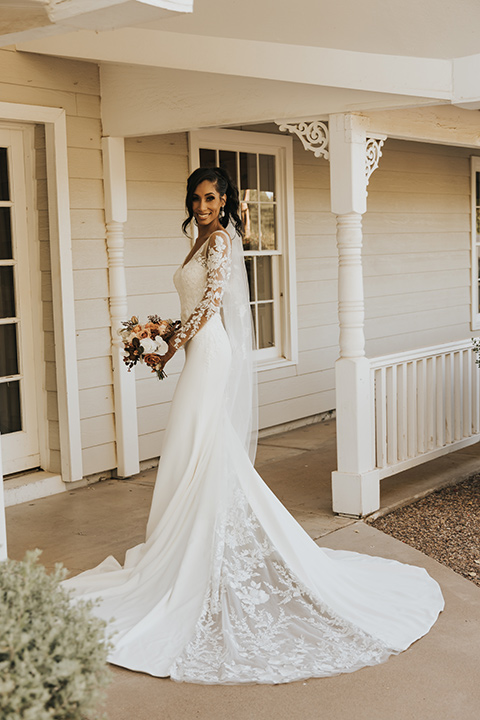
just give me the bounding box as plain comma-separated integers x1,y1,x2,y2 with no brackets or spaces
172,231,231,350
171,489,392,684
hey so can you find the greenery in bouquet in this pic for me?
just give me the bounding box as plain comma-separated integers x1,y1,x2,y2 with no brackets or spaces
0,550,112,720
119,315,181,380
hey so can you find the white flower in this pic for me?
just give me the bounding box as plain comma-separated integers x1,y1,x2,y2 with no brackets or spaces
155,337,168,356
139,337,158,354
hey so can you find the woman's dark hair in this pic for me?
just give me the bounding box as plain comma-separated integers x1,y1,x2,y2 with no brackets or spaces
182,166,244,237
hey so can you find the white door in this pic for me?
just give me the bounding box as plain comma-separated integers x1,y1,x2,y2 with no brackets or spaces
0,127,40,475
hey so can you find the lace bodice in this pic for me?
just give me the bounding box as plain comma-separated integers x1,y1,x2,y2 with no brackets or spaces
172,230,231,350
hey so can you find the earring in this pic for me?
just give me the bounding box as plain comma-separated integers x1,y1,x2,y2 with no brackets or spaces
219,207,225,219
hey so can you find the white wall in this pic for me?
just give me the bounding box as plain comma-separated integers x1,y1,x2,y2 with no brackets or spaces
364,139,473,357
0,48,116,478
122,130,477,461
123,134,189,461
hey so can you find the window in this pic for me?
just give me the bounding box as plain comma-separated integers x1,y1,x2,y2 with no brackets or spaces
189,129,297,368
471,157,480,330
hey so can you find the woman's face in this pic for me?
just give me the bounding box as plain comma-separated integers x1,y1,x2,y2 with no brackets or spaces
192,180,226,229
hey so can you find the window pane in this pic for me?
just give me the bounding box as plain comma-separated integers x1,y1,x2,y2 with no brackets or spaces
199,148,217,167
0,380,21,434
477,172,480,204
219,150,237,183
260,203,276,250
0,207,12,260
244,256,255,302
258,303,274,349
0,266,15,318
256,255,273,301
240,153,258,201
0,148,9,201
0,323,19,376
259,154,275,201
242,203,259,251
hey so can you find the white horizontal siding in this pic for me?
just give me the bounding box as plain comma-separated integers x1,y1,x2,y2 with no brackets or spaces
364,138,473,358
124,134,188,462
0,48,118,478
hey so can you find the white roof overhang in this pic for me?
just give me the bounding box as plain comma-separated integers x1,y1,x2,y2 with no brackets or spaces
0,1,193,40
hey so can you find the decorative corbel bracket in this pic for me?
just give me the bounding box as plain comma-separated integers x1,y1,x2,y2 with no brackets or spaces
276,119,386,193
276,120,329,160
365,134,387,185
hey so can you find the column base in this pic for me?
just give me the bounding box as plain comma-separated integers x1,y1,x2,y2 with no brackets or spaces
331,468,380,518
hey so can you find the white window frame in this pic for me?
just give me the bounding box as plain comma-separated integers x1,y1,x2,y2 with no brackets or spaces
471,156,480,331
189,128,298,370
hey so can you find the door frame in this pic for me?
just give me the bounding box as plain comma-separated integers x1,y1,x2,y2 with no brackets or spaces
0,124,42,474
0,102,82,483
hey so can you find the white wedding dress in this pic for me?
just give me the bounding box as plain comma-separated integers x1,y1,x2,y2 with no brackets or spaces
64,229,444,684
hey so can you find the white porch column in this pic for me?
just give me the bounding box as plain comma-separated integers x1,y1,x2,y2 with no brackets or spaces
329,114,380,517
0,437,7,560
102,137,140,478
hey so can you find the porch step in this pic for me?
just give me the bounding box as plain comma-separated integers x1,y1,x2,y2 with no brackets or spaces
4,471,65,507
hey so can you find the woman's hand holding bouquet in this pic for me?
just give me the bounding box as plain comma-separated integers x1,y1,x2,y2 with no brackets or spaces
118,315,181,380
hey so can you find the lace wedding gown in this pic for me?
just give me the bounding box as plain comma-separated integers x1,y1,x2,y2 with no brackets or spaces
64,229,444,684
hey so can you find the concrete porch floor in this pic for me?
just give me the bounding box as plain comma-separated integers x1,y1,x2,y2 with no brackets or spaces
5,418,480,719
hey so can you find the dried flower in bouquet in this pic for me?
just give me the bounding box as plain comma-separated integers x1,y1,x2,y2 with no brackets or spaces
118,315,181,379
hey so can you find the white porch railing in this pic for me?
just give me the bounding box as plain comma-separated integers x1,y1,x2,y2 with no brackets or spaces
371,340,480,479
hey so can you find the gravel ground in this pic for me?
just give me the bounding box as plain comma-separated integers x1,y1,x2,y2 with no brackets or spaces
368,474,480,587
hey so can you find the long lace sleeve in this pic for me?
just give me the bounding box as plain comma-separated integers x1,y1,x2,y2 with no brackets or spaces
172,231,232,350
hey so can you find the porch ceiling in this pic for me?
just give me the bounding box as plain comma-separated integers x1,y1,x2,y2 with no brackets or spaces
139,0,480,61
13,0,480,60
11,0,480,128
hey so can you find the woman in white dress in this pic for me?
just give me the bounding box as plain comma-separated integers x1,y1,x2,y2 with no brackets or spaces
65,167,444,684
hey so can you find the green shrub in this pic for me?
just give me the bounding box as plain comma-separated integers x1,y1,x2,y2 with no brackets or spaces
0,550,112,720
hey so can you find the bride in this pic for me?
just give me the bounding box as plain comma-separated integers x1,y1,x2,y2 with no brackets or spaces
64,167,444,684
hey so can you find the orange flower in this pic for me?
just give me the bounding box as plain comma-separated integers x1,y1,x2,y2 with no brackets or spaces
143,353,162,369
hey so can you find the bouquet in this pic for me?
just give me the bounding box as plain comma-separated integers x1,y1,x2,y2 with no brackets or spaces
118,315,181,379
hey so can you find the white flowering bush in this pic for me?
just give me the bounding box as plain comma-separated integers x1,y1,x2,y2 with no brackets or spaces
0,550,112,720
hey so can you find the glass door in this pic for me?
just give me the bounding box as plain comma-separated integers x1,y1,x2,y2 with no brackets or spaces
0,127,40,475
